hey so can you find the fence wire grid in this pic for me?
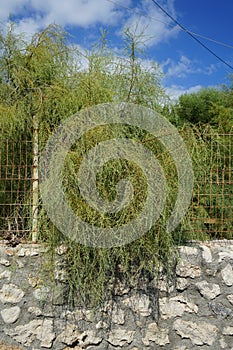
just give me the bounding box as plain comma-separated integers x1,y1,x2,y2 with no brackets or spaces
0,128,232,243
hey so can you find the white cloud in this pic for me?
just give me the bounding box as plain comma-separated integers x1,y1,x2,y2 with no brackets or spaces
164,55,195,78
0,0,131,36
31,0,124,27
165,84,203,101
0,0,27,19
0,0,180,49
162,55,217,79
12,16,43,38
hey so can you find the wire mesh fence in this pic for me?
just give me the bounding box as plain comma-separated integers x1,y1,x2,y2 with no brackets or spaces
185,129,233,239
0,127,232,243
0,137,33,243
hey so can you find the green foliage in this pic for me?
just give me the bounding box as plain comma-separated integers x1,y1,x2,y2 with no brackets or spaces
174,87,233,131
39,120,179,307
0,24,173,307
0,23,232,308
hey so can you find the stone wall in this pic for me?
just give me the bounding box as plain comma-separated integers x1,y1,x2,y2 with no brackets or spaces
0,242,233,350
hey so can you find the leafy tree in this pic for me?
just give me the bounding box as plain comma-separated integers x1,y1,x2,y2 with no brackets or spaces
0,24,174,306
173,86,233,132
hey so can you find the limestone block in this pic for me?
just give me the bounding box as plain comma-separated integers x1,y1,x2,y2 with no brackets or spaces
80,330,102,347
33,286,50,301
0,284,24,303
28,306,42,316
61,309,92,322
179,246,198,256
0,267,12,280
28,274,41,288
223,326,233,335
96,321,108,329
111,303,125,324
176,260,201,278
1,306,21,324
176,277,189,291
218,250,233,262
196,280,221,299
200,245,212,263
159,296,198,319
122,294,151,316
173,319,218,346
5,319,55,348
57,324,82,346
16,244,46,257
221,263,233,286
227,294,233,305
209,301,232,319
107,329,135,346
0,258,11,266
57,325,102,347
74,309,92,322
142,322,169,346
219,336,228,349
158,279,174,292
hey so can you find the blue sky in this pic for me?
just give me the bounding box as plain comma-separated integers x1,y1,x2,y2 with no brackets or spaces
1,0,233,100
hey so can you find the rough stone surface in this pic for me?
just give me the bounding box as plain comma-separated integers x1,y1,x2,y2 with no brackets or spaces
107,329,135,347
176,277,189,291
219,336,228,349
222,326,233,335
122,293,151,316
159,296,198,319
221,263,233,286
0,258,11,266
0,284,24,303
111,303,125,324
218,250,233,262
1,306,21,324
179,246,198,256
142,322,169,346
57,325,102,347
5,319,55,348
0,242,233,349
227,294,233,304
28,306,43,316
173,319,218,345
209,301,232,319
200,245,212,263
0,267,12,280
57,324,82,346
176,260,201,278
196,280,221,299
33,286,50,301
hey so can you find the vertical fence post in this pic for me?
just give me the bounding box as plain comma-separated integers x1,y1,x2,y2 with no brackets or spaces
32,115,39,242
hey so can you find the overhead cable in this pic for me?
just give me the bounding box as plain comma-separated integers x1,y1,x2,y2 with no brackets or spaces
107,0,233,52
150,0,233,71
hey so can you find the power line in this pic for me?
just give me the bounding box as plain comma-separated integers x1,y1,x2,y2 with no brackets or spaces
106,0,233,50
150,0,233,71
187,32,233,50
